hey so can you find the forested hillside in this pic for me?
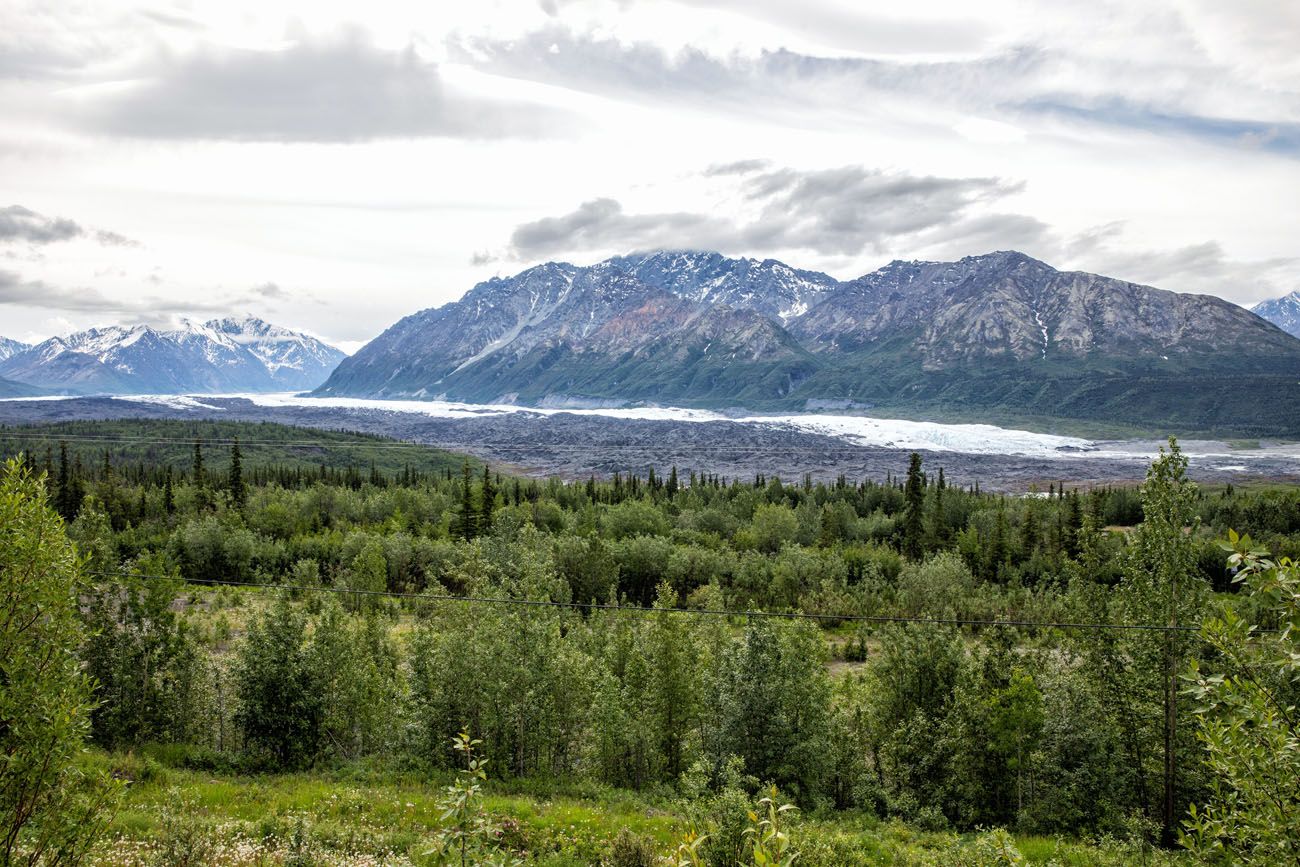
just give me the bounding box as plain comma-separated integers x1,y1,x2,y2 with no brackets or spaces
2,421,1298,864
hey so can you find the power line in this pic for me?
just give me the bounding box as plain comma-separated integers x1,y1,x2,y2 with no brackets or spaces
87,570,1201,633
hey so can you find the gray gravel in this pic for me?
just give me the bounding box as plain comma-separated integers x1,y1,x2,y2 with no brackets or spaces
2,396,1298,491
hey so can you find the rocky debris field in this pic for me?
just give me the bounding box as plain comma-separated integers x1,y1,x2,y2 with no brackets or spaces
2,396,1298,491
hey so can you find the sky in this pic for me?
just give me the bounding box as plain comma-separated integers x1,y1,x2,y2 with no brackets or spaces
1,0,1297,352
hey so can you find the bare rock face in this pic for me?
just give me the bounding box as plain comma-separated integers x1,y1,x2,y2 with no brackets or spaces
790,251,1297,368
315,249,1300,431
318,255,819,402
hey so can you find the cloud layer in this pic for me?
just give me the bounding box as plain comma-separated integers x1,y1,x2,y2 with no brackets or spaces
510,164,1024,259
0,205,135,247
0,268,292,323
452,25,1300,157
76,33,570,142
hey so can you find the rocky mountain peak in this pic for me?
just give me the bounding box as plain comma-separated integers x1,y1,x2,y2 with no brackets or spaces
1253,290,1300,338
316,249,1300,430
0,316,345,394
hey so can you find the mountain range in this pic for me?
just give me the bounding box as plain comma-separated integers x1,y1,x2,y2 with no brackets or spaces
0,316,346,395
316,250,1300,435
1253,290,1300,339
0,336,31,363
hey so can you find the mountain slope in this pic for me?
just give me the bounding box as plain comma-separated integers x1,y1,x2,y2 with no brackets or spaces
317,260,818,403
0,375,44,398
1254,290,1300,338
0,316,346,394
606,250,838,321
0,336,31,363
791,251,1298,368
316,250,1300,434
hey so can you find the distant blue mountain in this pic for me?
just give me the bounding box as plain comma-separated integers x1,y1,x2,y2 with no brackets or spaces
0,316,346,395
1254,290,1300,338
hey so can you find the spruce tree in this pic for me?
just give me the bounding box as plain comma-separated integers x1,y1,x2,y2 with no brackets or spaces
56,441,72,520
229,438,245,508
479,464,495,533
192,439,204,488
901,452,926,558
163,464,175,515
932,466,947,542
455,461,477,541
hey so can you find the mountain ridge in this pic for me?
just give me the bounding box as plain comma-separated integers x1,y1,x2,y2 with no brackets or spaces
0,336,31,363
0,315,346,395
1254,290,1300,338
315,250,1300,434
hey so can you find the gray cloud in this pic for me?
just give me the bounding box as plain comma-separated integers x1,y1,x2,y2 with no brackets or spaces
0,268,277,316
678,0,996,56
908,213,1054,262
0,206,81,244
509,165,1022,259
450,30,1043,121
0,269,148,313
250,281,286,300
1065,239,1297,306
1018,98,1300,158
83,33,572,142
503,162,1299,303
510,198,725,258
0,205,139,247
703,159,771,176
452,28,1300,156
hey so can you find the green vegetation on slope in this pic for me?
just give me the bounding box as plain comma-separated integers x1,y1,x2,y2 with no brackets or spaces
0,419,480,480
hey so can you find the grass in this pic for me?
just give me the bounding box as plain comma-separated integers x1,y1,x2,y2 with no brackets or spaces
84,753,1193,866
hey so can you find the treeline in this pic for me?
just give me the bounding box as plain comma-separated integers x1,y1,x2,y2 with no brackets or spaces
28,428,1298,618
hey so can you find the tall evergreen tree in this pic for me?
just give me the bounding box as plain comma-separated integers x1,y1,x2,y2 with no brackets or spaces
192,439,204,489
56,441,72,520
932,467,948,542
479,464,495,533
162,464,175,515
229,438,245,508
901,452,926,558
455,461,477,541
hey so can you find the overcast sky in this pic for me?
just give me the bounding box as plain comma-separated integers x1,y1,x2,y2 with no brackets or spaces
1,0,1297,351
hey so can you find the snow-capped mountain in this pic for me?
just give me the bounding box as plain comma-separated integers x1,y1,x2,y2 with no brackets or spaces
606,250,838,321
1253,290,1300,338
0,336,31,362
0,316,346,394
315,249,1300,433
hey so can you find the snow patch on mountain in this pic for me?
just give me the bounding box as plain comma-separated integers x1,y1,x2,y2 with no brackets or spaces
0,316,346,394
0,336,32,362
1253,290,1300,338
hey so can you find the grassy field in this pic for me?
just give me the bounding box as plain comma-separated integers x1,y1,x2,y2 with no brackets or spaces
89,752,1188,866
71,582,1199,866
